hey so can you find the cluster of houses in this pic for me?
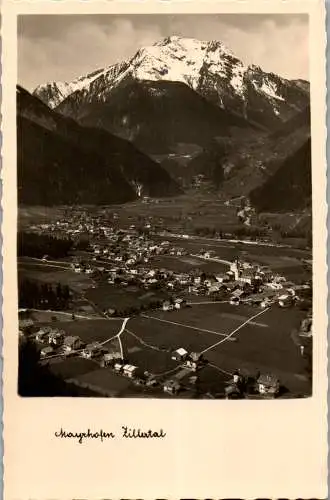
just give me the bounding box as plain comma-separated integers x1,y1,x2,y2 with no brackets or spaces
31,326,83,358
31,213,310,313
225,369,280,399
171,348,206,371
91,236,187,266
197,258,312,309
19,308,290,398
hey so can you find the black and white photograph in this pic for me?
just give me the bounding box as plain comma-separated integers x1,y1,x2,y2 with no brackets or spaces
17,13,313,399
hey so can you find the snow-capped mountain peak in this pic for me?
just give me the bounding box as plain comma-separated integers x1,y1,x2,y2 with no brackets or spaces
127,36,241,91
33,35,310,129
33,67,110,108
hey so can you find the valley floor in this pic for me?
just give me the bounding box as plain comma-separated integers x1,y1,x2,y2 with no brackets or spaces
17,198,313,399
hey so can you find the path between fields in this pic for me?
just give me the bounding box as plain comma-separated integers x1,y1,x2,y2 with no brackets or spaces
18,261,70,271
125,328,166,352
141,313,229,338
28,308,108,321
125,327,234,379
201,307,271,355
99,317,130,359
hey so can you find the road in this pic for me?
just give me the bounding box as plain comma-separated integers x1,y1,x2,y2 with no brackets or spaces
191,254,232,266
201,307,271,355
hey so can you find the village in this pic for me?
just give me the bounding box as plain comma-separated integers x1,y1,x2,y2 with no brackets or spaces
18,210,313,399
26,210,312,312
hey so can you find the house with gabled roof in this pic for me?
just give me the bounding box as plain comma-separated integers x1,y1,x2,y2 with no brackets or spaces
163,379,181,395
63,335,81,352
101,350,122,367
256,373,280,398
171,347,188,362
81,342,103,359
184,352,205,371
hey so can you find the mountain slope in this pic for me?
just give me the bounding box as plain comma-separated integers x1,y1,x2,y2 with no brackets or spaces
17,85,181,205
215,104,311,197
249,138,312,212
18,116,136,205
34,36,309,130
64,78,256,154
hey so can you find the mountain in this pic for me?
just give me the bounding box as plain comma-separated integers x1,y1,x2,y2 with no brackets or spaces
34,36,309,130
32,65,127,109
215,105,311,197
60,78,256,155
249,138,312,212
17,85,181,205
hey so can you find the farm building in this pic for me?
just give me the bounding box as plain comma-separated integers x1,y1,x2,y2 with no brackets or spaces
278,294,293,308
163,379,181,395
81,342,103,359
48,330,65,346
35,326,52,342
256,373,280,398
40,346,54,358
114,362,124,373
230,289,245,305
146,376,158,387
171,347,188,362
123,364,139,378
184,352,204,371
174,298,186,310
63,335,81,352
101,350,122,367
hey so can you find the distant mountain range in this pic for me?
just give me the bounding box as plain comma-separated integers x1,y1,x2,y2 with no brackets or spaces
19,36,311,211
35,36,309,131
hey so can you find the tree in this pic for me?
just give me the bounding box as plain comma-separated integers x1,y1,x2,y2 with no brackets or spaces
18,339,99,397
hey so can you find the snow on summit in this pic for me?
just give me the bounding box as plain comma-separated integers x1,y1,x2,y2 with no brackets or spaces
33,35,309,124
131,36,243,91
33,67,109,108
34,36,248,106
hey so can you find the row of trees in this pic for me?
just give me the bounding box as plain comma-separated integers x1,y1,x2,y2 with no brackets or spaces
19,278,71,310
18,231,73,259
193,225,268,239
105,299,164,318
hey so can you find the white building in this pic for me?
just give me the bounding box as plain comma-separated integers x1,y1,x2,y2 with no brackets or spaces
123,364,138,378
171,348,188,362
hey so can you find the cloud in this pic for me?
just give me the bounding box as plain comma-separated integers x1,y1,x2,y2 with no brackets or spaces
18,14,309,91
170,16,309,79
18,17,163,89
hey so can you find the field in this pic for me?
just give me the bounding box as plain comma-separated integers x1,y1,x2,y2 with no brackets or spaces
85,284,169,312
38,318,122,343
70,368,134,397
41,301,310,396
124,302,310,394
18,261,94,292
152,255,228,274
154,235,311,282
49,357,99,379
18,198,312,398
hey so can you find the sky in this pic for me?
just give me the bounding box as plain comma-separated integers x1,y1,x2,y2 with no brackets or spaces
18,14,309,91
